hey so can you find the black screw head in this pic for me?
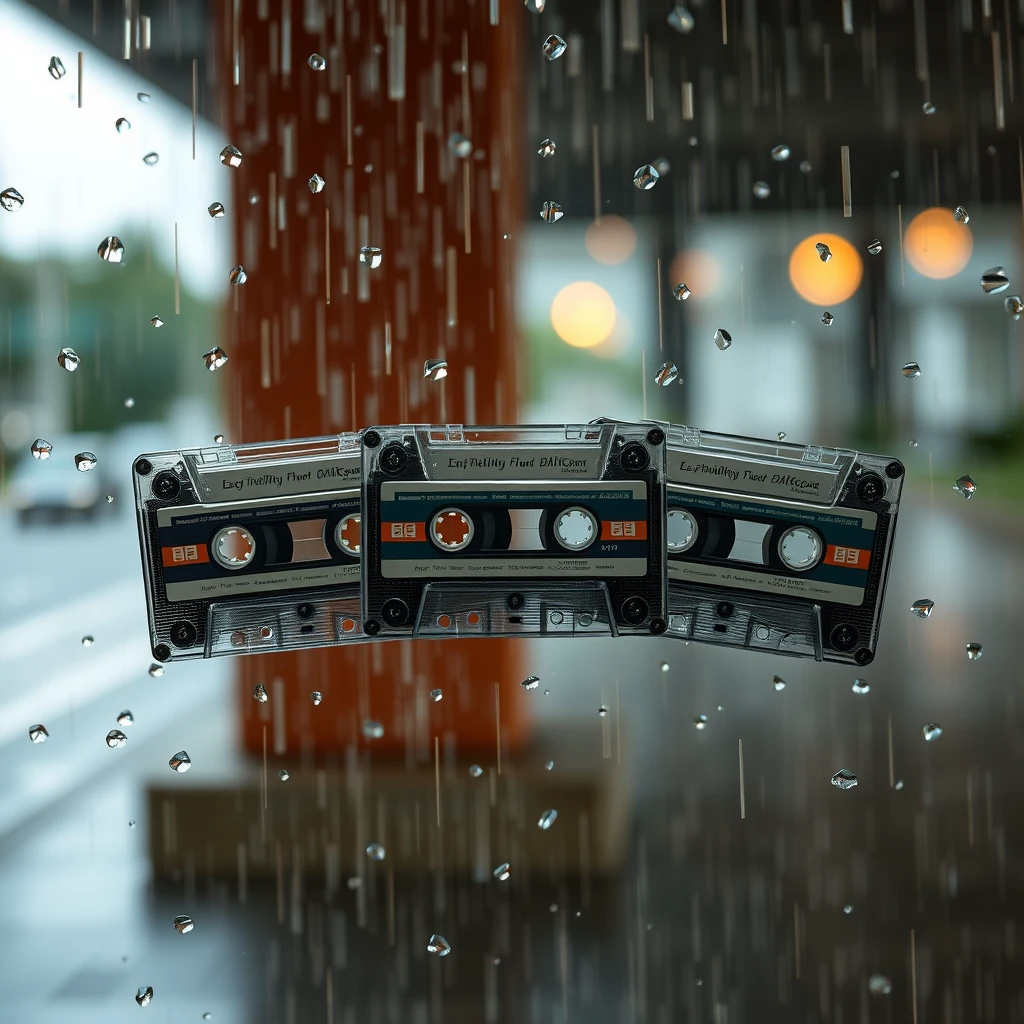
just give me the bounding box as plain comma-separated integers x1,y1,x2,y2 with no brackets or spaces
152,471,181,501
885,460,905,479
854,648,874,665
830,622,859,651
620,442,650,472
364,620,381,636
363,430,382,449
381,598,410,627
134,458,153,476
380,443,408,475
153,643,171,662
646,427,665,446
649,617,667,635
621,596,649,624
168,620,198,649
856,473,885,503
716,601,734,618
296,603,315,619
506,593,525,611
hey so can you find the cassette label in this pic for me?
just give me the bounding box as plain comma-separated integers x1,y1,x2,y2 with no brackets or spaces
671,452,842,502
199,454,361,499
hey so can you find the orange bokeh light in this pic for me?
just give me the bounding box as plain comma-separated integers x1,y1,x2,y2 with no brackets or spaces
585,216,638,265
903,207,974,279
787,233,864,306
550,281,617,348
668,249,722,299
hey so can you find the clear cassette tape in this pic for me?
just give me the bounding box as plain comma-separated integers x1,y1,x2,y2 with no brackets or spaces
133,432,365,662
360,422,668,639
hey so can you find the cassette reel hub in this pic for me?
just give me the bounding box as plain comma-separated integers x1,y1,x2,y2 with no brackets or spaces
211,525,257,570
335,513,362,557
777,526,823,571
666,509,698,553
430,508,475,551
553,507,598,551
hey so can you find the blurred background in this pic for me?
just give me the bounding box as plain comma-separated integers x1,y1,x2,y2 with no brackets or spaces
1,0,1023,1020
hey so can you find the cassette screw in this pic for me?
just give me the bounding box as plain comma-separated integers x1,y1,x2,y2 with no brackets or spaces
380,443,409,474
363,430,382,448
645,427,665,446
364,620,381,635
134,458,153,476
506,593,525,611
885,461,905,479
855,474,885,503
854,649,874,666
649,618,667,635
381,598,410,626
152,471,181,501
716,602,734,618
621,596,650,624
153,644,171,662
619,442,650,472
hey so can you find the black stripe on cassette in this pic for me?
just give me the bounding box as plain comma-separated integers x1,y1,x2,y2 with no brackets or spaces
360,422,668,639
133,433,364,662
656,422,903,665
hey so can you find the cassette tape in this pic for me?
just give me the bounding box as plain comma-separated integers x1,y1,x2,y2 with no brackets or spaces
133,433,365,661
360,423,668,639
658,423,903,665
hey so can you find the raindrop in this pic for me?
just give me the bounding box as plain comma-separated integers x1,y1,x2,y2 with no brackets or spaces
922,100,936,114
965,643,983,661
537,138,557,158
542,34,567,60
115,117,131,133
308,53,327,71
208,202,225,218
308,173,326,193
173,915,194,934
124,397,135,408
666,4,695,32
362,719,384,739
57,347,80,372
752,180,771,199
687,135,698,147
869,974,893,996
909,439,918,447
253,684,268,703
97,236,125,263
693,715,707,730
851,678,870,695
502,233,510,240
359,246,383,268
469,764,483,778
597,706,608,717
423,358,448,382
777,432,787,441
48,56,66,79
901,362,921,378
129,820,136,828
278,769,290,781
228,266,247,285
427,934,451,956
895,779,905,790
106,729,127,749
525,0,545,10
843,904,853,914
521,675,540,690
772,675,786,691
545,760,555,770
169,750,191,773
815,242,832,263
150,315,164,328
923,723,943,742
75,453,97,472
311,691,323,705
429,688,443,702
867,238,883,255
538,809,558,830
1005,295,1024,320
135,986,154,1007
0,188,25,212
249,192,260,204
673,283,691,301
953,205,970,224
713,328,733,351
910,598,934,618
981,267,1010,294
771,143,791,162
448,133,473,158
831,769,858,790
106,495,114,503
213,434,224,444
633,164,659,190
366,842,386,861
219,145,243,168
821,312,834,326
953,474,977,499
660,662,670,673
31,439,52,460
81,635,95,646
29,724,48,744
653,157,671,175
203,346,229,371
655,361,679,387
203,1015,211,1021
148,663,164,677
540,200,564,223
142,152,159,166
799,160,812,173
117,710,134,728
137,92,151,102
346,877,362,889
493,862,510,881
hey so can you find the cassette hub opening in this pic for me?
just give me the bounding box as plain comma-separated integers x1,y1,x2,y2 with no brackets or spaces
666,509,698,553
335,513,361,556
430,508,475,551
554,507,598,551
777,526,823,571
211,525,257,570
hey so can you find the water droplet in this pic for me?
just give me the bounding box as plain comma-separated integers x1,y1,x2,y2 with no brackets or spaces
219,145,243,168
115,117,131,133
851,678,870,695
137,92,151,102
525,0,545,10
867,238,883,255
123,397,135,409
0,187,25,213
207,202,225,219
135,985,153,1007
75,452,97,472
81,635,96,647
521,675,540,690
169,750,191,773
253,683,268,703
308,52,327,71
910,598,934,618
537,138,557,158
129,820,136,828
447,132,473,159
633,164,660,190
1005,295,1024,320
545,760,555,770
953,474,977,499
777,432,787,441
693,715,707,730
660,662,671,673
752,180,771,199
427,934,451,956
901,362,921,378
214,434,225,444
304,691,321,708
117,710,134,728
655,361,679,387
57,347,81,372
540,200,564,223
29,724,48,744
922,100,936,114
272,768,287,782
148,663,164,677
469,764,483,778
965,642,983,661
97,236,125,263
362,719,384,739
895,779,904,790
687,135,699,147
359,246,383,268
142,152,159,166
831,769,858,790
772,675,786,691
429,688,443,702
228,265,247,285
364,842,386,861
502,233,511,240
203,1015,212,1021
203,346,229,371
30,439,52,460
799,160,812,173
597,706,608,717
669,284,692,306
538,809,558,830
106,729,127,749
923,722,943,742
909,439,918,447
308,173,326,193
953,205,970,224
423,358,448,382
666,4,695,32
173,914,194,934
815,242,832,263
106,494,114,503
346,877,361,889
981,267,1010,294
843,904,853,914
868,973,893,996
48,55,67,79
542,34,567,60
821,311,834,326
771,143,791,162
493,862,510,881
249,192,260,204
147,315,165,331
713,328,733,351
549,903,558,913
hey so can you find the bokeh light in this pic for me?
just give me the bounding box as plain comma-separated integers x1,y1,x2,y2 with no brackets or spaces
788,233,864,305
584,216,637,265
669,248,723,299
549,282,617,348
903,207,974,279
